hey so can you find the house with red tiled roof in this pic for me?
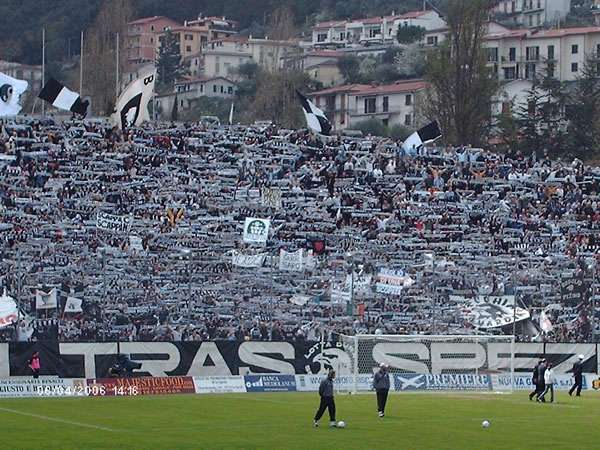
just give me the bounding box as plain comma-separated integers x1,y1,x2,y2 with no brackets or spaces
308,80,429,131
311,10,446,48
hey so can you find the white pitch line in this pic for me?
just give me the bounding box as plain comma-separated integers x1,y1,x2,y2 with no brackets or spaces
0,407,120,432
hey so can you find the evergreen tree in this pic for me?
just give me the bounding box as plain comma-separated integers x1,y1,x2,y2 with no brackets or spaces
516,63,566,155
156,29,188,92
565,58,600,156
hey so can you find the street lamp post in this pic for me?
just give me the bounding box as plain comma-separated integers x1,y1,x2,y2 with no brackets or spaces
346,252,354,317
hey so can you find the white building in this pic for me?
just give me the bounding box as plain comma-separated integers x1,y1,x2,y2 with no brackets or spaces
492,0,572,28
203,36,300,79
484,26,600,83
311,10,447,48
309,80,429,131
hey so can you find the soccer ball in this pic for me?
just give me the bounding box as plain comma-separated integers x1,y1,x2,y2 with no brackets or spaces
482,420,490,429
337,421,346,428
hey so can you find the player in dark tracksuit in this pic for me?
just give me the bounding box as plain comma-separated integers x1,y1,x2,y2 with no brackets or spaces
535,359,547,402
314,369,336,427
529,360,541,401
569,355,584,397
373,363,390,418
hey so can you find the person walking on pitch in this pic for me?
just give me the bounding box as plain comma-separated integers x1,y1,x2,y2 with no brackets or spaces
314,369,337,427
569,354,584,397
529,359,542,401
539,362,555,403
535,358,547,402
373,363,390,417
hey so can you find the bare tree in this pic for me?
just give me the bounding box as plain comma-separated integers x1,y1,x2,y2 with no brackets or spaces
424,0,498,145
81,0,132,115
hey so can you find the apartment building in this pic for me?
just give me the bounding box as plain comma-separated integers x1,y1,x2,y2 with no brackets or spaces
492,0,571,28
126,16,181,65
309,80,429,131
311,10,446,48
484,26,600,82
204,37,300,79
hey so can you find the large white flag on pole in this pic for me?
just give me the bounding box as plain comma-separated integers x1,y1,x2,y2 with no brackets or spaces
112,71,156,130
0,72,28,117
35,288,58,310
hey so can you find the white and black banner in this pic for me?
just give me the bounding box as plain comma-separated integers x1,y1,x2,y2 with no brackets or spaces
261,188,282,209
231,251,267,268
1,341,597,379
38,78,88,116
279,249,303,272
96,212,133,234
35,288,58,310
375,269,413,295
113,71,156,130
458,295,531,329
243,218,270,244
0,72,28,117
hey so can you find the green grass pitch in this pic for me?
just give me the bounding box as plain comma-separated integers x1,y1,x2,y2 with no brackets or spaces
0,392,598,449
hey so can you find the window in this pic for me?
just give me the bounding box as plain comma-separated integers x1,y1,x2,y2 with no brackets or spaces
213,85,217,93
597,44,600,57
150,37,154,44
405,94,412,106
364,97,376,114
185,34,194,41
200,84,204,93
340,94,346,124
369,27,381,38
525,46,539,61
547,62,555,78
572,62,578,72
547,45,554,60
528,15,532,26
525,63,536,79
504,67,516,79
180,100,184,107
427,35,438,46
228,86,233,94
317,33,327,42
186,45,192,52
220,85,224,93
509,47,516,62
340,32,346,41
572,44,579,54
404,114,412,126
151,25,155,31
487,47,498,62
383,96,389,112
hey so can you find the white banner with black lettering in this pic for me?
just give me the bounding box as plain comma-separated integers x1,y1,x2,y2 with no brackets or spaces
193,376,247,394
375,268,414,295
279,249,303,272
96,212,133,234
459,295,530,329
231,251,267,268
243,218,270,243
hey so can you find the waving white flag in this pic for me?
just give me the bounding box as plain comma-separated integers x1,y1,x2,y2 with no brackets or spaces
0,72,28,117
113,71,156,130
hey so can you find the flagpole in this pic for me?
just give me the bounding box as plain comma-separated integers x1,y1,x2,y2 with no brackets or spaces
115,32,120,100
79,30,84,96
42,27,46,117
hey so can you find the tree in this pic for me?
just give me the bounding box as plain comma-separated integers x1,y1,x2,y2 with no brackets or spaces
171,96,179,122
156,29,188,92
565,58,600,156
424,0,499,145
396,24,426,45
515,64,566,155
83,0,132,115
337,56,361,83
354,118,387,137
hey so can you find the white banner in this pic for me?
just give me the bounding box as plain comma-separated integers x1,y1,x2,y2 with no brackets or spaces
295,374,373,392
64,296,83,313
0,290,18,328
231,251,267,268
330,285,351,304
96,212,133,234
0,378,87,398
35,288,57,310
261,188,282,209
279,249,303,272
193,376,247,394
129,236,144,251
463,295,530,329
493,374,588,391
375,269,413,295
243,218,270,243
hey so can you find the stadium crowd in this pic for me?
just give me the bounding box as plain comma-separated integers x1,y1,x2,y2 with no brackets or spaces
0,116,598,344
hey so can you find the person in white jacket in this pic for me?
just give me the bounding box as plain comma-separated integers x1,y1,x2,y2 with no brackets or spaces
540,362,556,403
